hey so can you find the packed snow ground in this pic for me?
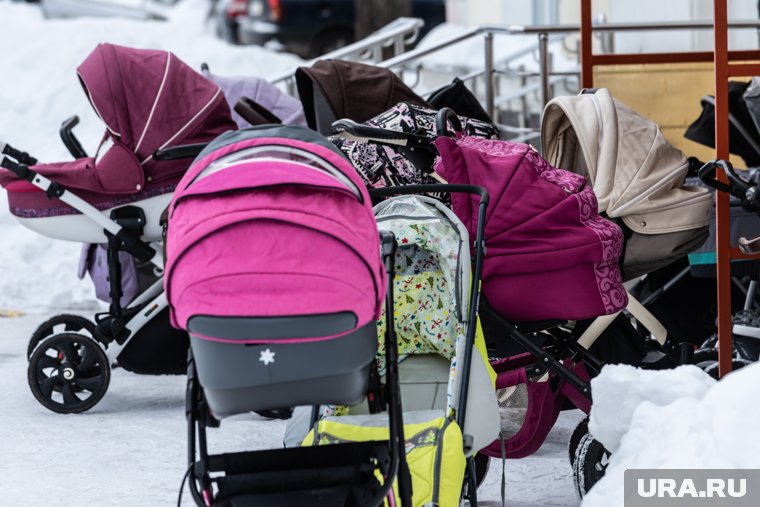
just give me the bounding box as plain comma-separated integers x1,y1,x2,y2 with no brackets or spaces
0,312,583,506
0,2,582,506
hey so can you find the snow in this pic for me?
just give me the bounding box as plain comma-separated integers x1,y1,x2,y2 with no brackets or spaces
415,22,579,74
0,0,301,311
0,312,583,505
581,364,760,507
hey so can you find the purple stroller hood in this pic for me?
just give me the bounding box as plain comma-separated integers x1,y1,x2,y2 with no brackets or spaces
165,126,385,337
434,136,627,322
1,44,236,194
204,71,307,129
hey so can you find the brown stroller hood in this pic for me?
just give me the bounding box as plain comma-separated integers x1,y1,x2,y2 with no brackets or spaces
541,89,711,278
296,59,430,133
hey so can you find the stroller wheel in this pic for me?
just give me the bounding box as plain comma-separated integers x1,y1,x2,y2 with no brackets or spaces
692,349,751,380
572,432,610,498
28,333,110,414
253,407,294,420
568,416,590,466
472,453,490,489
27,314,96,359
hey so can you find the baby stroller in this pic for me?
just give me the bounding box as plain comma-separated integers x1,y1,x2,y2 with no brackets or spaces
0,43,236,413
284,185,499,506
165,125,411,506
330,103,708,500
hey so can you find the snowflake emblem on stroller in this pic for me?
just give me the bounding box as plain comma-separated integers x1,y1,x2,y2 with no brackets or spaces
259,348,275,365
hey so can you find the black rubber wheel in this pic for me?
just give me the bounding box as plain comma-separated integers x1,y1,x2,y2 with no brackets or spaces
462,456,479,505
692,349,750,380
573,432,610,498
28,333,110,414
27,314,96,359
568,416,590,466
254,407,294,420
473,453,490,489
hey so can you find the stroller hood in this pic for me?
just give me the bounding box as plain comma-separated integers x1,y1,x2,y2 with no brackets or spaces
204,70,307,129
296,59,430,131
435,135,628,322
0,44,235,199
684,80,760,167
165,125,385,333
77,44,234,166
542,89,712,236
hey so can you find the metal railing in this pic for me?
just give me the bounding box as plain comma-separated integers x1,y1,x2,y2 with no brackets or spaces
376,19,760,122
270,17,424,95
267,17,760,144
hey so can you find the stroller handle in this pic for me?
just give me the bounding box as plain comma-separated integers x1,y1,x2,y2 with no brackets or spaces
60,116,88,159
153,143,208,161
1,141,37,166
698,159,750,199
331,119,433,150
435,107,463,138
368,183,489,205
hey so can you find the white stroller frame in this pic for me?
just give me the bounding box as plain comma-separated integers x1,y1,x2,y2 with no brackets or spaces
1,141,202,414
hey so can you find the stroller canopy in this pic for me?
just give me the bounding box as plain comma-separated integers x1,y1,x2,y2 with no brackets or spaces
685,80,760,167
374,195,471,358
0,44,235,199
77,43,235,179
203,70,307,129
295,59,430,134
165,125,384,333
542,88,712,236
435,135,628,322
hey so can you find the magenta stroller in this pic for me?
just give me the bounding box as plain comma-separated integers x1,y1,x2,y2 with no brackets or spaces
165,125,411,506
0,43,236,413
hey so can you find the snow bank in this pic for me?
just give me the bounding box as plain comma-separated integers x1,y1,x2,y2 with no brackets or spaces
581,363,760,507
0,0,301,311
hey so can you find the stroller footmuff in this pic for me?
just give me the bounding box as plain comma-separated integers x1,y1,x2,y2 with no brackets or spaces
166,126,410,506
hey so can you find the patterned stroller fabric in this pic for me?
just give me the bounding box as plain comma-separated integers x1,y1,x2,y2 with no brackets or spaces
332,102,499,203
375,195,471,359
434,135,628,322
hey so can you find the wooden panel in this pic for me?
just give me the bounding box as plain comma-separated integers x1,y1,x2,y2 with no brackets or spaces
593,62,759,166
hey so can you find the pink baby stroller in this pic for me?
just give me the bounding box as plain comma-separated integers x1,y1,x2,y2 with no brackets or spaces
0,43,236,413
165,125,411,506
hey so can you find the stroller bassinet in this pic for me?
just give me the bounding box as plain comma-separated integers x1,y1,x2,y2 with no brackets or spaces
542,88,712,280
166,125,411,506
0,43,235,244
166,125,384,414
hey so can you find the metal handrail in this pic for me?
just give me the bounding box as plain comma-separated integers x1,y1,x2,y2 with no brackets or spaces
268,17,760,135
270,16,424,92
377,19,760,118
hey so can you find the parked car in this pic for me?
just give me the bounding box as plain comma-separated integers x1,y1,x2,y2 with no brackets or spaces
215,0,446,58
40,0,172,21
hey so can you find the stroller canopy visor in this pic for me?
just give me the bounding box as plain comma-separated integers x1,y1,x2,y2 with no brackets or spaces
542,88,711,235
77,43,234,171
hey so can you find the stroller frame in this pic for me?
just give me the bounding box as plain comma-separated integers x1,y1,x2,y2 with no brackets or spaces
184,232,412,507
1,141,194,414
